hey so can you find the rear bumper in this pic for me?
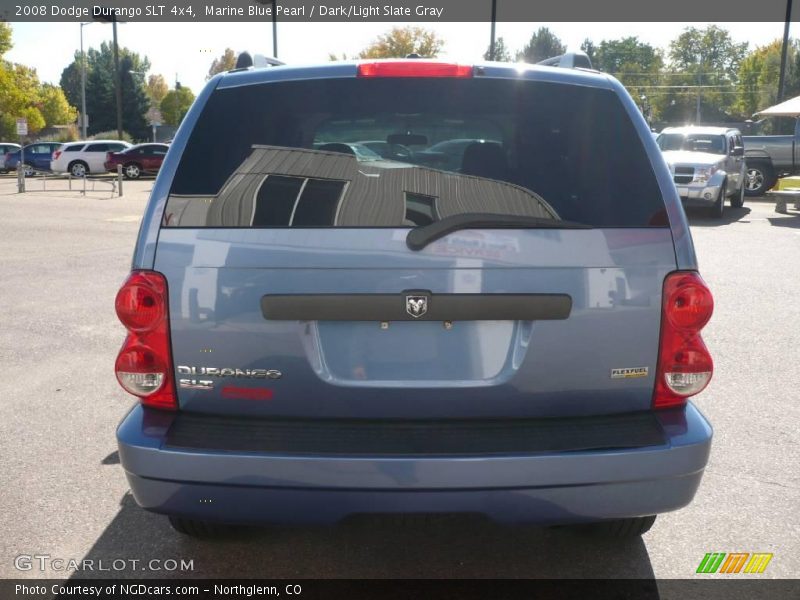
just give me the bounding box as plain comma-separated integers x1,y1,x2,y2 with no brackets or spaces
117,403,712,525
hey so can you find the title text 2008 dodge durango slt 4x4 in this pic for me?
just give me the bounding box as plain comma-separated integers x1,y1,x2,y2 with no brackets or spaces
114,57,714,539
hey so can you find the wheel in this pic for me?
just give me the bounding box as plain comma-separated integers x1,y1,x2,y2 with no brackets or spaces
69,161,88,178
123,162,142,179
710,179,725,219
744,163,775,197
730,179,745,208
580,516,657,538
22,163,35,177
167,516,229,538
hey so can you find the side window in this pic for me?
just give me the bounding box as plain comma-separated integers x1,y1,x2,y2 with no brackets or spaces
108,144,127,152
64,145,84,153
86,143,109,152
735,134,743,148
728,136,735,153
153,147,168,155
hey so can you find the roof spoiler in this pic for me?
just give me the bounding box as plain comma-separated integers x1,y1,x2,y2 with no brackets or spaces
537,51,593,70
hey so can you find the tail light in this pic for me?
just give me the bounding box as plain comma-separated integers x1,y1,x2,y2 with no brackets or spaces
653,271,714,409
357,61,473,78
114,271,177,410
52,150,62,160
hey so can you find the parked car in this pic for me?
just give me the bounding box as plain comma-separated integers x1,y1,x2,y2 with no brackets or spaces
104,143,169,179
742,118,800,196
0,142,21,173
51,140,131,177
656,126,746,218
115,56,714,539
4,142,62,176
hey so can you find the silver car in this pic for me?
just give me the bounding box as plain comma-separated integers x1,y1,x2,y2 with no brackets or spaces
657,126,746,218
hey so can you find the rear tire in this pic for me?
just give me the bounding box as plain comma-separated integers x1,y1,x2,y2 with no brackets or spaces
123,162,142,179
580,516,657,538
744,162,775,197
69,161,88,178
168,516,229,538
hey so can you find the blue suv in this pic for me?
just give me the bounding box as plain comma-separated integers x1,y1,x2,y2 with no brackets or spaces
115,56,714,538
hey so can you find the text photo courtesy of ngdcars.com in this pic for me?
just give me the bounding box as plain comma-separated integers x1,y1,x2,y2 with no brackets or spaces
0,0,798,597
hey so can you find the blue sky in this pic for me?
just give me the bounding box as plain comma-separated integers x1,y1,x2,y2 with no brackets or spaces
5,21,791,95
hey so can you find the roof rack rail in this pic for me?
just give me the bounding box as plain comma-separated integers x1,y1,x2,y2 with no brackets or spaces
232,51,285,71
537,51,593,70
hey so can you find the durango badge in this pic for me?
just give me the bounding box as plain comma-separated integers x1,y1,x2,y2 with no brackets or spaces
406,295,428,318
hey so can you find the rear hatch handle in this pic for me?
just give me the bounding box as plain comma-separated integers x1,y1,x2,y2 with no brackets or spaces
406,213,593,251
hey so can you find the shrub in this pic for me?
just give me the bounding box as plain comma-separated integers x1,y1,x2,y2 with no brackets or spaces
89,129,133,142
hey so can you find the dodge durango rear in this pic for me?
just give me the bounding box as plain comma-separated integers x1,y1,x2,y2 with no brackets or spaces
115,54,714,539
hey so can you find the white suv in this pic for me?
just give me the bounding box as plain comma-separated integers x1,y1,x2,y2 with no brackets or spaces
51,140,131,177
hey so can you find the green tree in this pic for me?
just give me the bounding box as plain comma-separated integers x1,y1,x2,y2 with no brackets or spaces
669,25,748,81
160,86,195,126
79,42,151,140
517,27,565,63
119,55,151,141
654,26,749,124
207,48,236,79
484,37,513,61
0,22,12,56
59,56,82,111
358,26,444,59
39,83,78,126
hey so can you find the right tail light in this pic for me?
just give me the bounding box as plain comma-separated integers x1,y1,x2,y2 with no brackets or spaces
114,271,177,410
653,271,714,409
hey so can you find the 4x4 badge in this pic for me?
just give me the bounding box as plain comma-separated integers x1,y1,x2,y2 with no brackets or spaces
406,295,428,318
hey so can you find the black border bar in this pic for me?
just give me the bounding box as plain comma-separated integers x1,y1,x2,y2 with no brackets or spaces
1,0,798,22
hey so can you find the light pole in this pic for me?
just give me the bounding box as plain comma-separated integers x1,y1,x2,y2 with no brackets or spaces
79,22,94,138
112,18,122,140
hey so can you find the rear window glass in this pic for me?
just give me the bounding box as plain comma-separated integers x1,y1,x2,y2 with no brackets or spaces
166,78,664,228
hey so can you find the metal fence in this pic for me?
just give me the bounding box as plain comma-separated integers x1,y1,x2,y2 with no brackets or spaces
15,165,124,197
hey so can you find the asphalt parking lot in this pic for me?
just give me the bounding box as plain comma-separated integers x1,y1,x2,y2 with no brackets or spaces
0,175,798,580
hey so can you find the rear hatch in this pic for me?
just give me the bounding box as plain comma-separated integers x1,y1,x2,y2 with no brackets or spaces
154,68,675,419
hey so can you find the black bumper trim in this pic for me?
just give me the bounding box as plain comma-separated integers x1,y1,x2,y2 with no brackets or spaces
165,412,666,457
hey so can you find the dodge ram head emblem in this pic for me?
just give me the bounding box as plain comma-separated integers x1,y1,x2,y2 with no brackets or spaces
406,295,428,318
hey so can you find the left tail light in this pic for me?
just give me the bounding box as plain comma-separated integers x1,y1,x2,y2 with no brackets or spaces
114,270,177,410
52,150,62,160
653,271,714,409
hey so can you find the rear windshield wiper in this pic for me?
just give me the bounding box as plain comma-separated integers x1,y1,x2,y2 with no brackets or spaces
406,213,593,251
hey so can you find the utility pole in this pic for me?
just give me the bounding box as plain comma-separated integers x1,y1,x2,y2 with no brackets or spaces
489,0,497,60
112,18,123,139
79,22,92,138
272,0,278,57
778,0,794,102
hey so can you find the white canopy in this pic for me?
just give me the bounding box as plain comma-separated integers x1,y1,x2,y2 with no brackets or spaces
755,95,800,117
